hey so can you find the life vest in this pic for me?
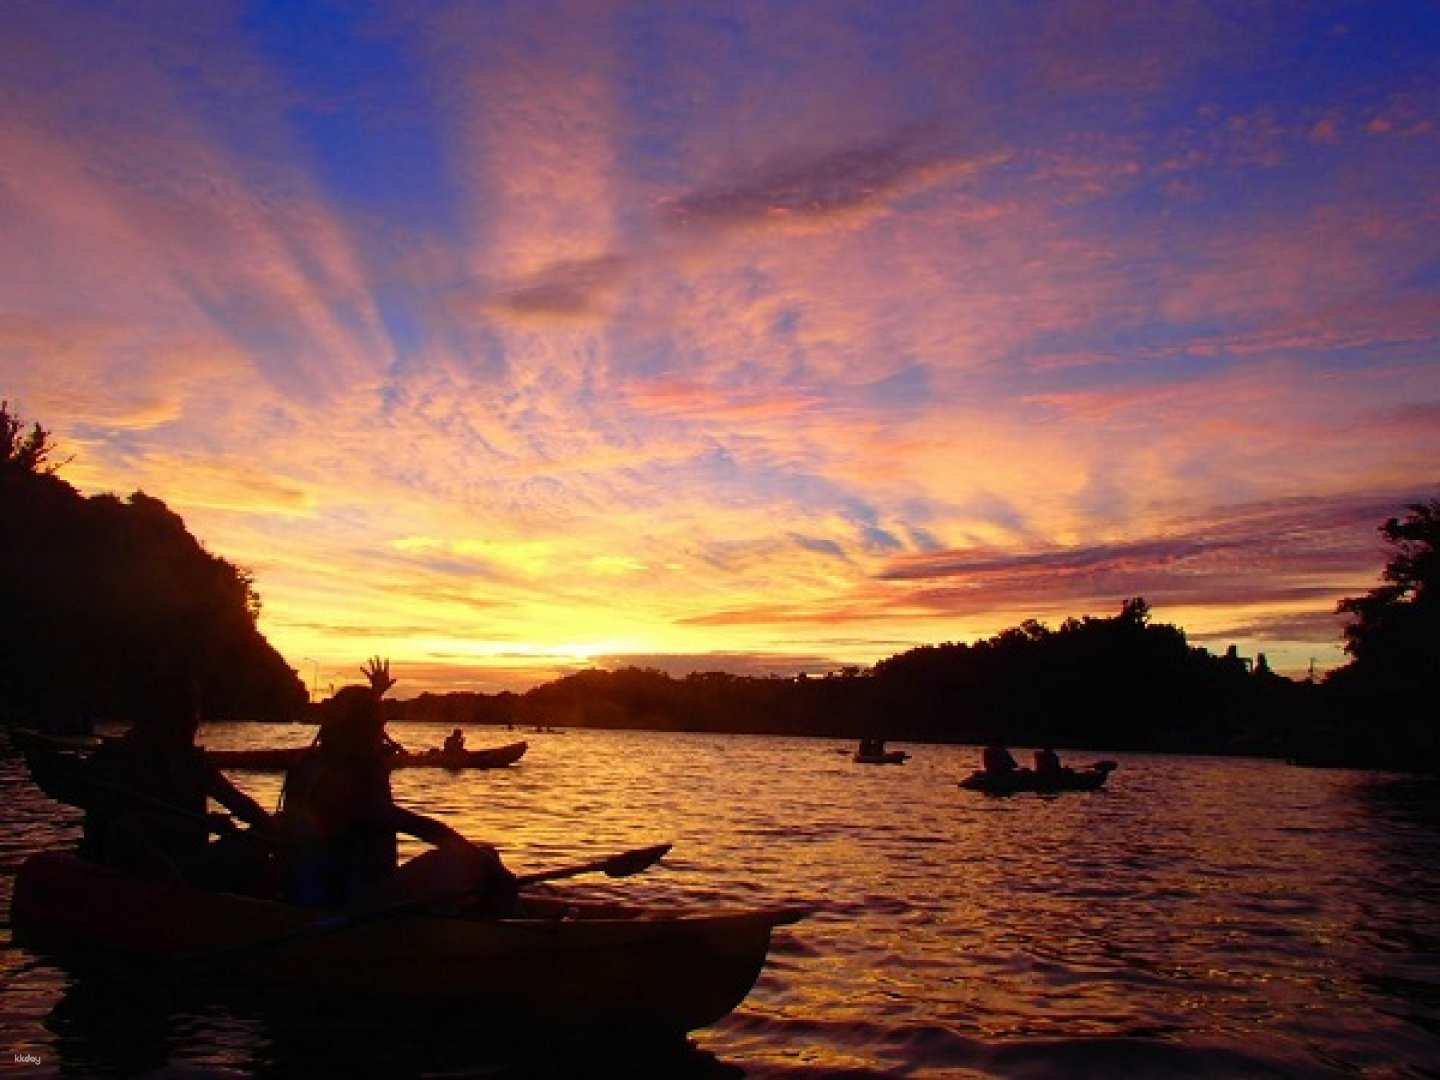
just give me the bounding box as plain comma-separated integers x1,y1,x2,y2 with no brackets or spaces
280,750,397,907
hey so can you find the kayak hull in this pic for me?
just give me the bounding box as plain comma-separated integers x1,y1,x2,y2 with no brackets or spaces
12,852,805,1034
10,730,529,773
207,741,528,772
958,765,1114,794
853,750,909,765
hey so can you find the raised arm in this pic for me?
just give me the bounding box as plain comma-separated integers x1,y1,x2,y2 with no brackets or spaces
361,656,397,698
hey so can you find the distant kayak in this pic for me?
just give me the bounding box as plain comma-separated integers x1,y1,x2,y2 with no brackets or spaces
959,761,1117,794
208,741,529,772
8,729,527,774
12,851,807,1034
853,750,909,765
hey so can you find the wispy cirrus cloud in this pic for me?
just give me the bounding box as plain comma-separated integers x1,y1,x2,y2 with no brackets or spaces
864,493,1410,643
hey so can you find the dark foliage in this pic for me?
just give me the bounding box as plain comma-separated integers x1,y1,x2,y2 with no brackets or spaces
0,403,306,728
1318,500,1440,771
1336,500,1440,683
388,596,1312,756
0,399,65,476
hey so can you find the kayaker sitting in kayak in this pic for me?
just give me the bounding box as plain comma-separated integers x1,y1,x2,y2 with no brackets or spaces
1034,746,1063,776
80,679,275,885
981,743,1020,774
278,658,516,912
443,727,466,754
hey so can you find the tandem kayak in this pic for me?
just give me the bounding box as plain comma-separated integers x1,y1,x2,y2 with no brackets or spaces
205,741,529,772
11,851,808,1034
958,761,1117,795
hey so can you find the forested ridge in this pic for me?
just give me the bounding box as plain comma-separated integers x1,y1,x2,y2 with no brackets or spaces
0,403,306,726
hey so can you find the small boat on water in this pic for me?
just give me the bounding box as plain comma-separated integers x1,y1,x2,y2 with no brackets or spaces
207,741,529,772
9,729,527,773
852,737,908,765
958,761,1117,795
11,852,806,1034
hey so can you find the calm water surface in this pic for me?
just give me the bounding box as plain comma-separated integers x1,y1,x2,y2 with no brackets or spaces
3,725,1439,1077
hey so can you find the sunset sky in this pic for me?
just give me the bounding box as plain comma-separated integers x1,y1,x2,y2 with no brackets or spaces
4,1,1438,692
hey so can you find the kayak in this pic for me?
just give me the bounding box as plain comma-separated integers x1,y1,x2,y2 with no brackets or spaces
11,851,807,1034
208,741,529,772
958,761,1117,795
8,729,527,773
853,750,909,765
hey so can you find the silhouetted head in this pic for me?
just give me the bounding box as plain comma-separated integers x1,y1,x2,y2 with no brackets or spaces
451,728,462,736
132,680,200,748
315,685,385,756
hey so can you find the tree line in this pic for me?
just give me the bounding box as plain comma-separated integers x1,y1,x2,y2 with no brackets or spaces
390,597,1313,757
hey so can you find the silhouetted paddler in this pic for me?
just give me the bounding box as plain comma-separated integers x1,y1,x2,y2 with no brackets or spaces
80,681,273,882
278,658,515,912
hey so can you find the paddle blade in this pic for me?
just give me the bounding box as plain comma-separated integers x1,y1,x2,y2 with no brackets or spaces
601,842,672,878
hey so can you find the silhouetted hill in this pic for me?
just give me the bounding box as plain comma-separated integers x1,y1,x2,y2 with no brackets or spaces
0,462,306,728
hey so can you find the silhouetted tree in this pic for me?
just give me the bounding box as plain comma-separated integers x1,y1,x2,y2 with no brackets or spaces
1337,500,1440,686
0,400,62,475
1319,499,1440,771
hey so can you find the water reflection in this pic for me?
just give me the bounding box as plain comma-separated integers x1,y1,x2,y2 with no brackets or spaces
38,966,744,1078
3,728,1440,1076
1349,776,1440,1056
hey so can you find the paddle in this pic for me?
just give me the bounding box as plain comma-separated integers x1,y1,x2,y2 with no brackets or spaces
22,747,240,834
187,841,673,963
512,842,672,889
88,777,240,833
